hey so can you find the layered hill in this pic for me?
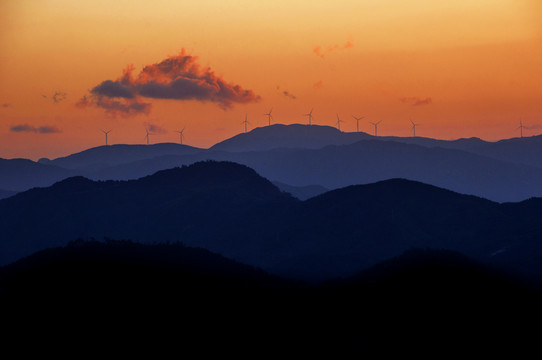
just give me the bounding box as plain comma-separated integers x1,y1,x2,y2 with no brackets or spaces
2,161,542,281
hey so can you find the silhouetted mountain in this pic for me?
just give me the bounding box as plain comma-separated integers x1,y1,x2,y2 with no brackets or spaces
6,126,542,203
2,242,539,357
208,140,542,202
0,189,16,200
331,248,531,293
211,124,373,152
0,161,296,268
272,181,328,200
3,161,542,282
78,139,542,202
0,158,77,192
214,124,542,168
39,143,202,171
0,239,294,297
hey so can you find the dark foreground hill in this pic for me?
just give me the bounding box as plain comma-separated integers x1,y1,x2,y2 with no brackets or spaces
2,242,540,356
0,239,294,298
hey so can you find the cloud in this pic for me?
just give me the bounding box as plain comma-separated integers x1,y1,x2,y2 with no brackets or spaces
80,49,260,116
10,124,61,134
282,90,296,100
313,41,354,58
52,92,67,103
95,97,151,117
1,103,11,108
400,97,433,106
145,122,167,134
313,80,324,89
42,92,67,103
92,80,135,99
75,94,151,117
524,123,542,130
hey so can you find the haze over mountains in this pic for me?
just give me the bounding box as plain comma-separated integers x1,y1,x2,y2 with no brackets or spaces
2,124,542,202
3,160,542,281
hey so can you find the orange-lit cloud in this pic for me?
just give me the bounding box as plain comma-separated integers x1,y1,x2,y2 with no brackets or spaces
400,97,433,106
81,49,260,115
10,124,61,134
313,41,354,58
313,80,324,89
76,94,151,118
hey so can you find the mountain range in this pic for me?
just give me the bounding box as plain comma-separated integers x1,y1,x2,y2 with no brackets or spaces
3,124,542,202
2,160,542,281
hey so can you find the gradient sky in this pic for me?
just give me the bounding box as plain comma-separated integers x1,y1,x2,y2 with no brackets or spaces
1,0,541,160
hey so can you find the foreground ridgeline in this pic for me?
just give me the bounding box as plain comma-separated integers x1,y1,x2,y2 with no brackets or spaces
1,241,540,356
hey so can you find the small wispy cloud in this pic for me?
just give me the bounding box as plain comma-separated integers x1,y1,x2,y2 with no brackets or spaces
400,97,433,106
282,90,296,100
313,41,354,59
145,122,167,134
10,124,61,134
42,92,67,103
1,103,11,108
524,123,542,130
313,80,324,89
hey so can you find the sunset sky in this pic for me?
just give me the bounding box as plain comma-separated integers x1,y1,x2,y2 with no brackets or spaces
1,0,541,160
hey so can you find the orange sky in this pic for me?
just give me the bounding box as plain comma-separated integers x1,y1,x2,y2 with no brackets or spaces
0,0,541,160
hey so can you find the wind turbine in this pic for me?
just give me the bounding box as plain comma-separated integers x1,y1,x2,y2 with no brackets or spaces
304,108,313,125
336,114,344,131
410,119,419,137
352,115,365,133
264,108,273,126
175,128,185,144
242,113,250,133
144,128,152,145
101,129,112,146
517,119,525,138
369,120,382,136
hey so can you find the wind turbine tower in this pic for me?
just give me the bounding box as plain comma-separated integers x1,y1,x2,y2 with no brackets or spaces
242,113,250,133
305,108,313,126
145,128,151,145
336,114,344,131
264,109,273,126
517,119,525,138
101,129,112,146
410,119,419,137
176,128,185,144
369,120,382,136
352,115,365,133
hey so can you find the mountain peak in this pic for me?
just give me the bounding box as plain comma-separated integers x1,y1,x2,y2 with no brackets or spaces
211,124,373,152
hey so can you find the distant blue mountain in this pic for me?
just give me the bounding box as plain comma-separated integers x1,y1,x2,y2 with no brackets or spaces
38,143,202,171
4,124,542,202
272,181,328,200
211,124,373,152
0,158,77,192
213,124,542,168
85,139,542,202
